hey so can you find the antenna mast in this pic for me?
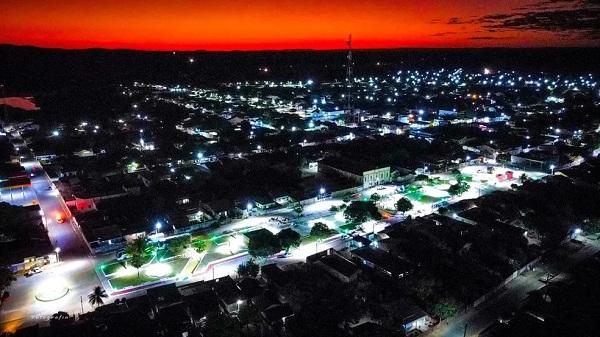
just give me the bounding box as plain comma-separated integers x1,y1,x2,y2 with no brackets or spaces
344,34,358,125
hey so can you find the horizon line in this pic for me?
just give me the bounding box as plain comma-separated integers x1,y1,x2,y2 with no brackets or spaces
2,43,599,54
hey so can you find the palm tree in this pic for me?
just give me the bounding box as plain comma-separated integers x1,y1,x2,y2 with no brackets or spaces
88,286,107,307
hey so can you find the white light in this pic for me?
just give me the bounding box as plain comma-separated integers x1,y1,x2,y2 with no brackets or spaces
155,221,162,230
197,152,204,159
145,263,172,278
306,79,314,85
189,58,195,63
319,187,325,194
52,130,60,136
574,228,582,235
55,247,61,253
246,203,253,210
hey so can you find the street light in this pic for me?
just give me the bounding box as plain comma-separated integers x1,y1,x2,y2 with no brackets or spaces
550,164,556,174
54,247,61,262
236,299,243,311
319,187,325,195
155,221,162,234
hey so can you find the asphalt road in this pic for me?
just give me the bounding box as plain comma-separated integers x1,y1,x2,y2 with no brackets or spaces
425,239,600,337
0,159,101,334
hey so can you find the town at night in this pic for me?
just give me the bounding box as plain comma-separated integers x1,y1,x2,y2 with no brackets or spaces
1,1,600,337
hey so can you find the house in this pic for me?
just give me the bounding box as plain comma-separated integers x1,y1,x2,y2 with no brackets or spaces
351,246,412,279
237,277,264,304
146,283,183,315
261,303,294,326
260,264,290,289
311,250,360,283
210,276,246,313
201,199,234,219
252,195,277,210
319,156,391,188
510,150,558,172
383,300,430,334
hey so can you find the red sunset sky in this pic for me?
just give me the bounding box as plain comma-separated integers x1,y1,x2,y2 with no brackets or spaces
0,0,597,50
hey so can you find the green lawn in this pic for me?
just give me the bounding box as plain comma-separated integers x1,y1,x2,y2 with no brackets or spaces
100,260,125,276
107,257,189,290
405,191,443,204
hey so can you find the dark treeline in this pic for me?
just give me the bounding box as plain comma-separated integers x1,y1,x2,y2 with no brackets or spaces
1,45,600,95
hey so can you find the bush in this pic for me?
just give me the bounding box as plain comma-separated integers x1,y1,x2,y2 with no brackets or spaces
415,174,429,181
237,259,260,278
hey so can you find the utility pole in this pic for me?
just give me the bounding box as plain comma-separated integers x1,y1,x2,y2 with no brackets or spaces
80,296,84,314
463,323,469,337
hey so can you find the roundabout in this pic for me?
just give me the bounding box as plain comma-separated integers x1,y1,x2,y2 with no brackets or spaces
35,278,70,302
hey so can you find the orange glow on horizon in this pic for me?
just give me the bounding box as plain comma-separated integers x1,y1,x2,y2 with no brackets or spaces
0,0,595,51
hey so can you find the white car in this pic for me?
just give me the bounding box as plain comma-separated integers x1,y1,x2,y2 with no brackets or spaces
25,267,42,277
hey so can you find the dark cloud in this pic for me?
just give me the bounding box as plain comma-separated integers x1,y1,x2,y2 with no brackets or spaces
468,36,513,40
429,32,458,37
447,17,464,25
445,0,600,40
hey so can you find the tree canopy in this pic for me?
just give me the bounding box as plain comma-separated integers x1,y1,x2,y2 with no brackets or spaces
247,230,282,258
277,228,301,253
395,197,414,213
344,201,382,225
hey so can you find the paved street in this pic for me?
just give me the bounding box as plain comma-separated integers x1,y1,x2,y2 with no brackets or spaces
0,158,102,333
425,238,600,337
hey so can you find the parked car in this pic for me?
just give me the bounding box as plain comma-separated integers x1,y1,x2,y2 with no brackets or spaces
25,267,42,277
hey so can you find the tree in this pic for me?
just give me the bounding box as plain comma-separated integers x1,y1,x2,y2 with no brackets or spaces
125,236,149,278
370,193,381,201
431,298,460,320
293,203,304,217
0,267,16,304
192,238,207,253
237,259,260,278
448,182,469,197
88,286,108,307
519,173,530,184
277,228,301,253
310,222,335,239
248,231,282,258
395,197,413,214
344,201,382,225
166,236,189,257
